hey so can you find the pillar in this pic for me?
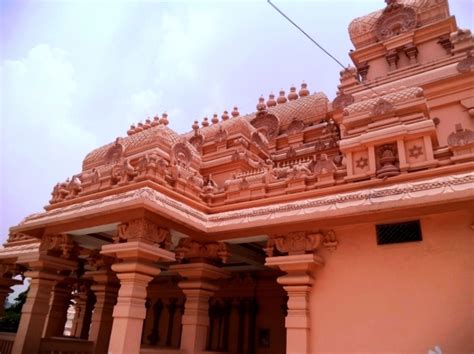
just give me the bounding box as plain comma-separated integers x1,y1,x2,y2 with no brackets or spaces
12,234,78,354
70,285,95,339
43,282,72,337
12,269,63,354
265,230,337,354
170,262,229,353
85,270,118,354
101,240,175,354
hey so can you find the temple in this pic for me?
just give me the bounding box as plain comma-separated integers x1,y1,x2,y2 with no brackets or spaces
0,0,473,353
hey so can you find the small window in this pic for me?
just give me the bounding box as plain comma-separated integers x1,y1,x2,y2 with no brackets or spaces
376,220,422,245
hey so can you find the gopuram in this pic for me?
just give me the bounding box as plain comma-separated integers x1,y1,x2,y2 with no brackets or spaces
0,0,472,353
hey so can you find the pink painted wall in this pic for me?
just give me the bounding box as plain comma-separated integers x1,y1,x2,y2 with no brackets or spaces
310,209,473,353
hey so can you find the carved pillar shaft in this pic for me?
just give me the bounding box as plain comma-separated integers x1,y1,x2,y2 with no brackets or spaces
101,237,174,354
43,283,72,337
12,270,63,354
266,255,323,354
88,279,119,354
108,271,155,354
170,263,229,353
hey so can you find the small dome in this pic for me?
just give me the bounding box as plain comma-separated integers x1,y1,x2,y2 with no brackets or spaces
211,114,219,124
288,86,298,101
277,90,287,104
232,106,240,117
299,83,309,97
222,111,229,121
256,96,267,111
267,93,277,107
202,117,209,127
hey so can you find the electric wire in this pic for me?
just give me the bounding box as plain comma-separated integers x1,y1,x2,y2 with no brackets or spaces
267,0,382,98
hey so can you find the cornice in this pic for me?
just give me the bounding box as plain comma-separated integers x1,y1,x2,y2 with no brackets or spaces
11,170,474,236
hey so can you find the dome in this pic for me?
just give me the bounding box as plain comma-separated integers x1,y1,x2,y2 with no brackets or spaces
348,0,450,49
83,124,200,171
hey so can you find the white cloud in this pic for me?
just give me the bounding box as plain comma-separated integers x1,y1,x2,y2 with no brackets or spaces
0,44,97,242
129,88,163,121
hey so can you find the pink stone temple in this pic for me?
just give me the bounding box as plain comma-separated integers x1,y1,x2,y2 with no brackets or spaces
0,1,472,353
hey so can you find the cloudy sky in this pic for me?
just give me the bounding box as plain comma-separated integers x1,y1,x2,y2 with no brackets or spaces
0,0,472,243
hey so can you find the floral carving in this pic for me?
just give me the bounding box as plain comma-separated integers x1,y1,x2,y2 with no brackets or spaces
174,238,230,263
39,234,79,260
408,145,423,159
87,249,115,271
116,219,171,248
265,230,337,256
372,98,394,116
375,2,417,41
447,124,474,147
355,156,369,170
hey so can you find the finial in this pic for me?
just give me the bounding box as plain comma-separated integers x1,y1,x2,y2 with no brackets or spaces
202,117,209,127
144,118,152,129
267,93,277,107
256,96,267,112
127,124,136,136
192,120,200,132
231,106,240,117
159,113,169,125
151,115,160,126
211,114,219,124
222,110,229,121
288,85,298,100
277,89,287,104
135,122,144,132
299,82,309,97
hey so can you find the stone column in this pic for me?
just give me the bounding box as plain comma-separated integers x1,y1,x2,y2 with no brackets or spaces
171,263,230,353
43,281,73,337
87,271,118,354
170,238,230,353
101,218,175,354
265,230,337,354
12,234,78,354
70,281,95,339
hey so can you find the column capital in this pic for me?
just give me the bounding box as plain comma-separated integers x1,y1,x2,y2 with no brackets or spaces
116,218,171,248
264,229,338,257
174,238,230,264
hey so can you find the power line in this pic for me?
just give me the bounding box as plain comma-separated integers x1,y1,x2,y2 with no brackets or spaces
267,0,382,99
267,0,346,69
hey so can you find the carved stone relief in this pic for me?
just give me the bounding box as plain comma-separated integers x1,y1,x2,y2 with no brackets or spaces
116,218,171,248
174,238,230,263
265,230,337,256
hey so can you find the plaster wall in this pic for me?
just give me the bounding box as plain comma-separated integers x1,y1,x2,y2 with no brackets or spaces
310,209,473,353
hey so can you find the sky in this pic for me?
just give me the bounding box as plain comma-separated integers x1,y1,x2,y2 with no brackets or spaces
0,0,473,244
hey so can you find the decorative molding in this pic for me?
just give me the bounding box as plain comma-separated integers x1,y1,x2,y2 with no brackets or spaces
116,218,171,248
265,229,337,256
39,234,79,260
16,173,474,229
174,238,230,263
375,2,417,41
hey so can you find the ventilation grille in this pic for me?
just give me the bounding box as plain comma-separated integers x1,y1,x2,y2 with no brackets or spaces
376,220,422,245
